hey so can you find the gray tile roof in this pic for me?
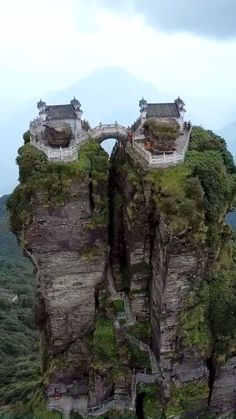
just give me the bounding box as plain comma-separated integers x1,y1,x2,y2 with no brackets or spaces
46,104,77,120
147,103,180,118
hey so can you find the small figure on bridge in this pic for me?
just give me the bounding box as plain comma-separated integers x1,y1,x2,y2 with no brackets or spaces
128,130,134,148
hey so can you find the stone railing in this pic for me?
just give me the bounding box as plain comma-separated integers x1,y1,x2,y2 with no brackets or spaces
30,120,191,167
48,396,72,415
30,139,78,162
88,397,132,416
133,127,192,168
125,333,161,377
30,117,42,129
107,268,124,300
87,124,128,143
136,371,160,385
133,141,184,167
30,123,128,162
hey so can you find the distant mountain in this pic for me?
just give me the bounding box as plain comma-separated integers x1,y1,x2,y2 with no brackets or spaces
1,67,167,196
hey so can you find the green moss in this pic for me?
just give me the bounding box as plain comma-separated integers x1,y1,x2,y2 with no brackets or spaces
143,127,236,247
93,319,119,368
189,126,236,174
132,262,150,275
166,381,209,417
138,384,163,419
180,254,236,356
23,131,31,144
104,411,136,419
81,245,107,260
8,139,109,235
125,340,150,370
180,283,212,354
146,164,206,241
113,299,125,314
33,404,61,419
128,321,151,341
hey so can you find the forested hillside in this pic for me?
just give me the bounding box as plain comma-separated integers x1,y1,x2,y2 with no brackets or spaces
0,196,40,418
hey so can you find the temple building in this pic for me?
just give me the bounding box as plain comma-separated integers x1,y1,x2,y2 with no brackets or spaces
30,98,85,147
139,97,186,132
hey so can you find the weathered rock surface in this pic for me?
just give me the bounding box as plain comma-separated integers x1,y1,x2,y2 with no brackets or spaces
210,357,236,415
10,134,236,417
25,178,109,399
109,147,236,415
45,124,72,147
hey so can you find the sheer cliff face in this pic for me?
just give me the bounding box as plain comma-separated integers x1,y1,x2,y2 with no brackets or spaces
109,135,236,417
8,129,236,418
26,178,108,356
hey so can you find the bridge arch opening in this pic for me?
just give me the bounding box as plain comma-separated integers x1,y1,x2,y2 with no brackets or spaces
100,138,117,156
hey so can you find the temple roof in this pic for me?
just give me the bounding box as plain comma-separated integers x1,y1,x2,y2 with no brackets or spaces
71,97,81,108
37,99,46,109
147,103,180,118
46,105,77,120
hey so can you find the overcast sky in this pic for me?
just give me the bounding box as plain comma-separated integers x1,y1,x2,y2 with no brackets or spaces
0,0,236,127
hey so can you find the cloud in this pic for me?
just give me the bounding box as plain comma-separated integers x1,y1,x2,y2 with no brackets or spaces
95,0,236,39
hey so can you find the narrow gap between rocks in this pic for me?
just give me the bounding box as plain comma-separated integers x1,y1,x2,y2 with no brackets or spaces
206,353,216,405
136,392,145,419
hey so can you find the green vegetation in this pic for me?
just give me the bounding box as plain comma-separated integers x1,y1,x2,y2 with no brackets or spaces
7,138,109,235
132,262,150,275
128,321,151,342
23,130,31,144
92,318,118,367
143,119,179,151
181,270,236,356
189,126,235,173
165,380,209,417
114,125,236,415
125,341,150,370
146,127,236,358
146,127,236,245
138,384,163,419
102,412,136,419
5,126,236,418
113,299,124,314
0,196,42,417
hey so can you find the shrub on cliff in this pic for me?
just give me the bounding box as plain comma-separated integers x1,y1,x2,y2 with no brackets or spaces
189,126,235,173
143,118,179,152
8,138,109,234
16,144,48,183
93,319,118,366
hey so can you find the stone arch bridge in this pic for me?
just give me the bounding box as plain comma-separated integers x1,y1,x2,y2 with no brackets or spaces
87,123,128,143
30,123,129,162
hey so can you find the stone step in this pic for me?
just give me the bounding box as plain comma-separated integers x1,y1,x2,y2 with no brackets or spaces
124,295,136,325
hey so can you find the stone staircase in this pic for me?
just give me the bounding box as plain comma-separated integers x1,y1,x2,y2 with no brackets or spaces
125,333,161,378
107,266,135,325
149,349,160,375
124,295,136,325
107,267,162,379
87,396,132,417
107,267,124,300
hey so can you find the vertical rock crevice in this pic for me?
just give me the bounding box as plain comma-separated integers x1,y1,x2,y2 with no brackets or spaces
206,353,216,406
136,392,145,419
